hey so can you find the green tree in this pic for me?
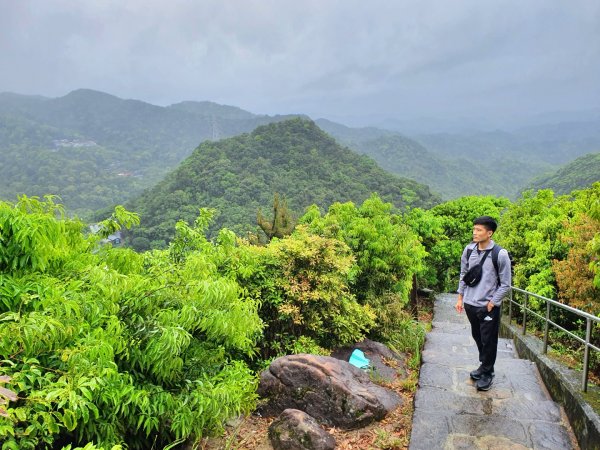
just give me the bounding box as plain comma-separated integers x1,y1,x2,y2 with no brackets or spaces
551,183,600,313
222,226,375,358
300,194,425,341
257,193,296,241
494,190,572,299
586,182,600,289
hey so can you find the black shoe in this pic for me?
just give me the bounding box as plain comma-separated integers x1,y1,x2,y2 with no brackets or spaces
470,366,485,380
476,373,494,391
470,367,495,380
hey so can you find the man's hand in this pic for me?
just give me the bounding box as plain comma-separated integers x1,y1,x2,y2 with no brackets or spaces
487,301,494,312
455,295,463,314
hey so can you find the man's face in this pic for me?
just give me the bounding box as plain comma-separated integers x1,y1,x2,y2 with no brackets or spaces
473,224,493,243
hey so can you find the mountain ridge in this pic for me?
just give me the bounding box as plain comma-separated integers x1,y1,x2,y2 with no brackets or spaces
1,87,597,217
126,118,440,249
0,89,306,216
526,152,600,195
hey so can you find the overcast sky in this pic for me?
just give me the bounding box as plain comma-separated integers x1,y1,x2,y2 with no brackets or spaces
1,0,599,128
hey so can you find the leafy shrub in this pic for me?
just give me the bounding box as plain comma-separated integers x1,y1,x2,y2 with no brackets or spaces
287,336,331,356
495,189,573,302
553,213,600,314
300,194,425,339
0,199,261,449
498,184,600,378
229,226,376,358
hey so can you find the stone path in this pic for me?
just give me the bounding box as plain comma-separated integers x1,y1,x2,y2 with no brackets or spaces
409,294,578,450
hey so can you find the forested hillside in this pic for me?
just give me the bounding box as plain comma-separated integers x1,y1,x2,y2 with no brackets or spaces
126,118,440,249
318,120,558,200
412,122,600,198
317,119,453,197
0,90,300,217
526,152,600,195
0,113,144,217
406,131,559,199
2,88,598,220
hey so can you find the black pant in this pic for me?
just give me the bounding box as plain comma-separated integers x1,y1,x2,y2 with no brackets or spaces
464,303,500,374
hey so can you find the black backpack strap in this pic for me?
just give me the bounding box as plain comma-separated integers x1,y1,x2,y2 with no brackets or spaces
479,248,491,265
491,245,502,285
465,243,478,269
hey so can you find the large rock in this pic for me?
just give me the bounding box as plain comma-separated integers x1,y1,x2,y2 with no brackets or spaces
331,338,407,383
269,409,336,450
258,354,401,428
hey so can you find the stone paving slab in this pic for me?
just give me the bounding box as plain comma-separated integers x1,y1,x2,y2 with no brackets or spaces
409,294,578,450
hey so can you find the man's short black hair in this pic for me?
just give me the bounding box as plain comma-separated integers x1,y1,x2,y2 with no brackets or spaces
473,216,497,232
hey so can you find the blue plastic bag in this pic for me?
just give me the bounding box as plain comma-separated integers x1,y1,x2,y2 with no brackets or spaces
348,349,370,369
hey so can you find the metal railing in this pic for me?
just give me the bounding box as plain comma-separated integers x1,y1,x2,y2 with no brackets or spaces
505,286,600,392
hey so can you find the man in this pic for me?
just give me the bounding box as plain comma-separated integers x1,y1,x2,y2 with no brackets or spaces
455,216,511,391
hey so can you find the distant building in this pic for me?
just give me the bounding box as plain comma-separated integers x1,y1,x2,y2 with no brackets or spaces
89,224,123,247
104,232,122,246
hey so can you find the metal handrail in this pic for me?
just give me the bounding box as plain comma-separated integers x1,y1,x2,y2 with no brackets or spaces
506,286,600,392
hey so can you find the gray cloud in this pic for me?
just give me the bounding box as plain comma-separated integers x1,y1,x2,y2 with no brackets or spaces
1,0,598,126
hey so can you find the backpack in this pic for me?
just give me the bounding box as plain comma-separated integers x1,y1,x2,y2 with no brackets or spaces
466,244,513,286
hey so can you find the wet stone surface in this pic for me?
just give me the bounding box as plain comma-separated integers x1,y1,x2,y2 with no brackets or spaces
409,294,578,450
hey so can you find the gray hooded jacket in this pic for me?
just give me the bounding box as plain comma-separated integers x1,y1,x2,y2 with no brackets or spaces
457,240,511,307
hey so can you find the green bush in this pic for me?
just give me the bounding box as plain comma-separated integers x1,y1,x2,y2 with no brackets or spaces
494,189,572,300
226,225,376,358
0,199,261,449
300,194,425,339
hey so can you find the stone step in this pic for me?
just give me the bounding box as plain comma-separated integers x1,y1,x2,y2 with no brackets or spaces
409,294,577,450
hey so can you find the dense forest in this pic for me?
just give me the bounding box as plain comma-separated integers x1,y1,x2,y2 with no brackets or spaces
1,180,598,449
1,88,600,449
2,89,599,221
0,90,301,217
527,152,600,195
318,118,600,200
125,118,439,249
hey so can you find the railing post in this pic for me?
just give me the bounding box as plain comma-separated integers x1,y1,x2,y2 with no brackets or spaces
522,293,528,335
508,288,513,323
582,318,592,392
543,301,551,354
506,287,598,394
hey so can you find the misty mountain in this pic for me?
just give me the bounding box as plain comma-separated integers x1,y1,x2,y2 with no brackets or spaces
374,111,600,197
414,118,600,166
526,152,600,195
315,118,398,145
0,89,301,216
317,119,558,199
2,87,597,218
316,119,450,196
369,108,600,136
126,118,440,249
329,112,599,200
512,120,600,164
409,131,564,198
0,89,301,162
168,101,256,120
